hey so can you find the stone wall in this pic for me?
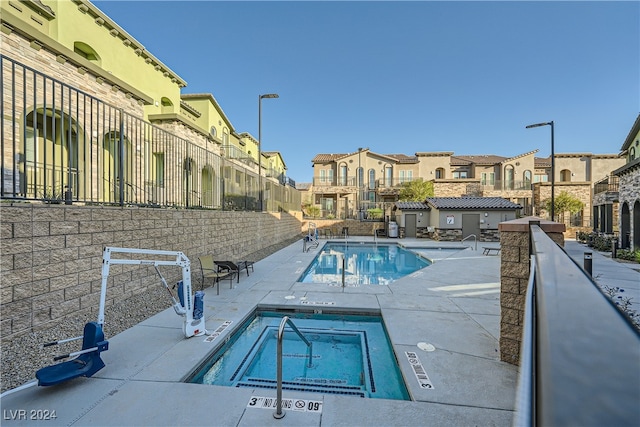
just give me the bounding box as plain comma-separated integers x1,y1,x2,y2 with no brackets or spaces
498,217,565,365
0,204,301,340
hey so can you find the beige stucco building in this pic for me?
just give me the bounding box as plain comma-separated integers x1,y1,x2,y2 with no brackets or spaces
309,148,624,230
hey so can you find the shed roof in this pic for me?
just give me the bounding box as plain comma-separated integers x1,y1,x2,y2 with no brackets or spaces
426,197,522,210
394,201,430,210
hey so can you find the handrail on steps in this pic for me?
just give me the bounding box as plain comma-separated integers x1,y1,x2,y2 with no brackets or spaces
462,234,477,251
274,316,313,419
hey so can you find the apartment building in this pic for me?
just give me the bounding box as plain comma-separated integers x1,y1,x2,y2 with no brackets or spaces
309,148,624,228
0,0,298,212
612,114,640,249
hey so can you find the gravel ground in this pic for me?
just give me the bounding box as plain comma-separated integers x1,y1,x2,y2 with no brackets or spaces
0,236,302,393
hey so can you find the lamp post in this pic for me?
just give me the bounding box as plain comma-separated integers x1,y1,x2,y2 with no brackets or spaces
526,120,555,221
258,93,279,212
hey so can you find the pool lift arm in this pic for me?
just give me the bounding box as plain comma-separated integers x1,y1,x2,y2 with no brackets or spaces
6,247,208,392
100,246,207,338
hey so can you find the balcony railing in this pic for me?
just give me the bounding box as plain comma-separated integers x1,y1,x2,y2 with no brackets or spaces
221,145,256,167
593,175,619,195
0,55,300,212
515,224,639,425
480,179,532,191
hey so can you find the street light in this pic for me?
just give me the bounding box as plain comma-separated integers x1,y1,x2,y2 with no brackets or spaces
526,120,555,221
258,93,279,212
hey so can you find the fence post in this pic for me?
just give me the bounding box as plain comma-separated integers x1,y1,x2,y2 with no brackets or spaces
584,252,593,276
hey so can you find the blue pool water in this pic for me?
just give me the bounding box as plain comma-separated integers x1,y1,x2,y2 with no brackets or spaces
299,243,430,285
188,310,410,400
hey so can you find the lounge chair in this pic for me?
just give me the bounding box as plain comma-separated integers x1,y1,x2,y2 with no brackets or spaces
216,260,255,282
198,255,236,295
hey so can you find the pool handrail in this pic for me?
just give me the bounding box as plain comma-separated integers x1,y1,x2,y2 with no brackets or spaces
461,234,477,251
274,316,313,419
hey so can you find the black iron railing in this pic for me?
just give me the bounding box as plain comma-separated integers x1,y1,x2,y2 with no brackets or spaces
0,55,299,212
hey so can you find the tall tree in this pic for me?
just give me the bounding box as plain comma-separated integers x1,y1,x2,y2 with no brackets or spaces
543,191,584,222
398,179,434,201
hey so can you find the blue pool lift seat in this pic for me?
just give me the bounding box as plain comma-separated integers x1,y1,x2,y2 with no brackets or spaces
36,322,109,386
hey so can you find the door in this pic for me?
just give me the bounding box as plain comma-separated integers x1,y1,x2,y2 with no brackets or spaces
406,214,417,238
462,214,480,240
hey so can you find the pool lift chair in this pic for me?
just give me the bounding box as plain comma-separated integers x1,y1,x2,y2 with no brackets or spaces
303,222,319,252
32,247,207,388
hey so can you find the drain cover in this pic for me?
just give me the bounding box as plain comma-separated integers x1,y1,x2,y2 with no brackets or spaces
417,342,435,352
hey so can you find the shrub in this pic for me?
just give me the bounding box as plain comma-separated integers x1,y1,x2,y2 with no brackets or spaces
367,208,383,219
617,249,640,263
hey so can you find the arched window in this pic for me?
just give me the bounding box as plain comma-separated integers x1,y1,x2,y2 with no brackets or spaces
25,108,82,200
435,168,445,179
339,163,348,186
383,166,393,187
523,170,532,188
560,169,572,182
356,167,364,188
504,165,514,190
368,169,376,190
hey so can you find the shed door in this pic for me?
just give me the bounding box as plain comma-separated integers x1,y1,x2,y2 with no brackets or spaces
405,214,417,238
462,214,480,240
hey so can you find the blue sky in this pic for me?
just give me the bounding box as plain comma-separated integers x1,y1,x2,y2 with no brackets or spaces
94,1,639,183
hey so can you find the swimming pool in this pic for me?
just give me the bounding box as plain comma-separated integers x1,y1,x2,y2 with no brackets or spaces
299,243,430,285
188,310,410,400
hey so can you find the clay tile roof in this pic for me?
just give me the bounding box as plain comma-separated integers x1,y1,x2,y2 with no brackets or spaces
453,155,506,165
311,154,346,163
450,156,472,166
535,157,551,167
425,197,522,210
386,154,419,164
394,201,430,210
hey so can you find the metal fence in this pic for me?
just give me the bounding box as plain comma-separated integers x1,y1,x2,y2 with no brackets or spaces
1,55,299,211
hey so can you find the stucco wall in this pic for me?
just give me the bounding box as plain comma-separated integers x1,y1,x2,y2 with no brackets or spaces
0,204,301,340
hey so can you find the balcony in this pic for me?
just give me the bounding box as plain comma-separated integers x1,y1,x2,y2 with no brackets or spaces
593,175,619,195
221,145,256,167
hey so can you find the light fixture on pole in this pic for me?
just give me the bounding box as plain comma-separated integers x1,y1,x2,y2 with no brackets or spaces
258,93,279,212
526,120,555,221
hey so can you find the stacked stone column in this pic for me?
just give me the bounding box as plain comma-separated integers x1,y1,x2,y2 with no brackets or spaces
498,217,565,365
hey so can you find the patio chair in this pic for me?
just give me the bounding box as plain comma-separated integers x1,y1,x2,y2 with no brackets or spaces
216,260,255,282
198,255,236,295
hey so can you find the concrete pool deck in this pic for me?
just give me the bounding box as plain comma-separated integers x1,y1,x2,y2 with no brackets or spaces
2,238,518,426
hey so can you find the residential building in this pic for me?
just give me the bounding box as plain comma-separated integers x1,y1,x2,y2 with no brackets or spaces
309,148,624,230
0,0,298,212
613,114,640,249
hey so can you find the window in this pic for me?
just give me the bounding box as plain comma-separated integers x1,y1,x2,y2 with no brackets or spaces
560,169,571,182
504,165,514,189
319,170,326,184
357,167,364,187
399,170,413,183
328,169,334,185
153,153,164,187
339,164,347,186
453,171,468,179
368,169,375,190
523,170,532,188
481,172,495,185
435,168,445,179
384,166,393,186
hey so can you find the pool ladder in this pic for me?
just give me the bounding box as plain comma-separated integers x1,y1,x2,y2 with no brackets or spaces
274,316,313,419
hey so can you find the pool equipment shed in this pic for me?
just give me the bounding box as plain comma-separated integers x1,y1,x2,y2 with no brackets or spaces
394,197,522,241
